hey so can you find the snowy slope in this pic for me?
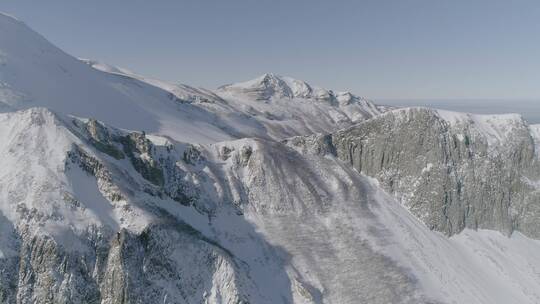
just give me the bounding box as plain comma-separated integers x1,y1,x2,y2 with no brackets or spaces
436,108,525,146
365,179,540,304
209,136,540,304
0,13,239,144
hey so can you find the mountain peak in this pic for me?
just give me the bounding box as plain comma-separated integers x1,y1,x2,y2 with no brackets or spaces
219,73,339,102
218,73,294,100
258,72,280,80
217,74,379,109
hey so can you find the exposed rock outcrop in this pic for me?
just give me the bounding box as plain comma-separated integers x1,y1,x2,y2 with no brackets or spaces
286,107,540,238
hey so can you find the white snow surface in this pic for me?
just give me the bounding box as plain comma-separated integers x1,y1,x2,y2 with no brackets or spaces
383,107,527,146
0,109,151,249
0,14,239,144
436,109,524,145
368,180,540,304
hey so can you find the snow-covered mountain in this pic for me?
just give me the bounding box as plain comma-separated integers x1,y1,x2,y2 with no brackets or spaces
82,61,387,143
0,12,385,144
2,11,540,304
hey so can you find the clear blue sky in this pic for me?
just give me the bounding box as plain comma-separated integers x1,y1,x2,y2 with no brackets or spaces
3,0,540,99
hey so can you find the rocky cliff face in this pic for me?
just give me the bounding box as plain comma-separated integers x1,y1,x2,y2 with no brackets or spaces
0,109,262,304
285,107,540,238
8,223,254,304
